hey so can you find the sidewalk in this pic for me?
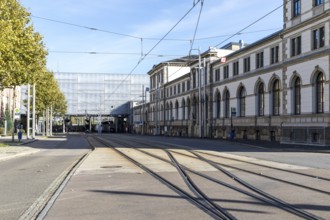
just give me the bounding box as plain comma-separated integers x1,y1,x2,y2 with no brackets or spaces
232,139,330,153
0,136,40,162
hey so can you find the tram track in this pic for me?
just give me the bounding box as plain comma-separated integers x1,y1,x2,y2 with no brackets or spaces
123,137,325,219
169,149,330,196
90,135,325,220
88,135,236,220
195,150,330,182
127,136,330,196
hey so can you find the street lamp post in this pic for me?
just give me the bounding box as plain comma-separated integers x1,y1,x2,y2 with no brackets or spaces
32,83,36,138
26,84,30,139
142,86,149,135
142,85,145,135
203,58,207,138
190,48,202,138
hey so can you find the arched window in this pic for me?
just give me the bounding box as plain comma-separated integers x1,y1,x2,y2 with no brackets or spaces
160,104,164,121
239,87,246,117
166,102,170,121
257,83,264,116
272,79,280,116
192,96,197,120
316,72,324,113
170,102,173,120
151,107,155,122
216,92,221,118
175,101,179,120
187,98,191,120
182,99,186,120
224,90,230,118
294,77,301,115
205,95,209,120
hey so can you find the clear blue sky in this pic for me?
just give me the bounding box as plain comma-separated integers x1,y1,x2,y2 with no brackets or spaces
20,0,283,75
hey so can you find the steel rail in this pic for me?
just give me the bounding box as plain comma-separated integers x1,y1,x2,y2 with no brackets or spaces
169,150,330,196
166,150,236,220
91,136,234,220
191,151,324,220
111,136,324,220
196,150,330,182
133,147,295,213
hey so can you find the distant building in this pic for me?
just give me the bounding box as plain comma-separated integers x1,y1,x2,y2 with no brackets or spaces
54,72,149,116
1,87,21,120
134,0,330,145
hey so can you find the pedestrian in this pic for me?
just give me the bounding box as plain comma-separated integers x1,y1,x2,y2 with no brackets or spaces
230,129,235,141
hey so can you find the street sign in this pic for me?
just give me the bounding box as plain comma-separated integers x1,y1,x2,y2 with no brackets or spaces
14,108,20,119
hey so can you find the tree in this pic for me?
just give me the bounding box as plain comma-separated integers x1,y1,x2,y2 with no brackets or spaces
0,0,47,141
35,70,67,121
34,70,67,136
4,104,13,133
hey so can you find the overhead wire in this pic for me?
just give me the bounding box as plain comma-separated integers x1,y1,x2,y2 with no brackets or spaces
189,0,204,55
167,0,205,81
33,14,280,43
35,1,285,101
32,15,141,39
195,28,282,41
32,15,191,42
214,3,284,47
49,50,187,58
167,1,284,80
106,0,202,100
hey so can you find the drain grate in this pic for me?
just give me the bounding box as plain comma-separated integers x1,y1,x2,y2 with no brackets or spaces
101,166,122,169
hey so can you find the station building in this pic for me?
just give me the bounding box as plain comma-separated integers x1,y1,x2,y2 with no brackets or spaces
54,72,149,132
133,0,330,145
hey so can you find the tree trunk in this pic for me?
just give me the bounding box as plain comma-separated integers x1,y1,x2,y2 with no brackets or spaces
46,107,49,136
50,106,53,136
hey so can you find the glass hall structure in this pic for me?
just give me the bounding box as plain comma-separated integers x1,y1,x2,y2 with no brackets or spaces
54,72,149,116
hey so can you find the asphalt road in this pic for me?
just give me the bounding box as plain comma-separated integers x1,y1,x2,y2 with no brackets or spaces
43,134,330,220
0,134,90,220
122,135,330,169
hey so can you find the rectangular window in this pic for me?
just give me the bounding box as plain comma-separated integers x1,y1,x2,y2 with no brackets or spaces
244,57,250,73
233,61,239,76
291,36,301,57
174,86,176,95
192,71,196,89
152,76,156,89
215,69,220,81
256,52,264,69
314,0,324,7
271,46,279,64
178,84,180,94
313,27,325,50
223,65,229,79
187,80,190,91
293,0,301,17
182,82,185,92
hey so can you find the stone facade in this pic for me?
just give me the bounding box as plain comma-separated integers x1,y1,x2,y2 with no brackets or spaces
133,0,330,145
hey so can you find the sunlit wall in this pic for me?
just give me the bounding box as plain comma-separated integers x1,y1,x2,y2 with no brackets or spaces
54,72,149,115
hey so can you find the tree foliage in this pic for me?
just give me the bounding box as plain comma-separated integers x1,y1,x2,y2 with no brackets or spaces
35,71,67,117
1,0,67,139
0,0,47,87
